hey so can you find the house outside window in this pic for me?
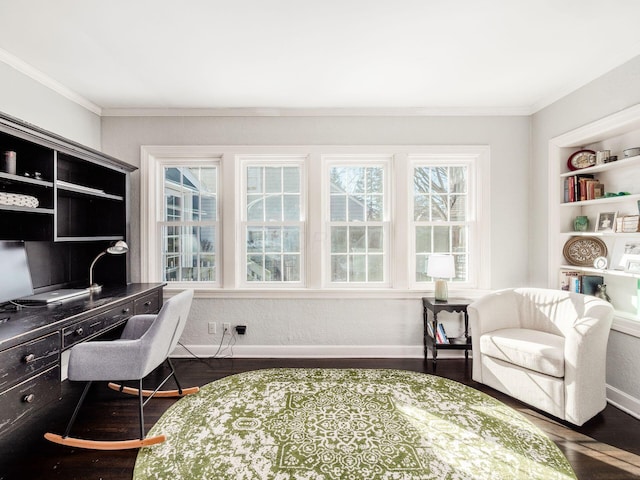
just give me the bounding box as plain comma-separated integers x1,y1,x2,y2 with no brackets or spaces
162,166,219,282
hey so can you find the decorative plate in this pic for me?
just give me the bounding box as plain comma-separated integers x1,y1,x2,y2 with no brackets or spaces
563,236,607,266
567,149,595,171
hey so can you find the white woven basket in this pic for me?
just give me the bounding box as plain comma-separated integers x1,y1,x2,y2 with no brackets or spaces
0,192,39,208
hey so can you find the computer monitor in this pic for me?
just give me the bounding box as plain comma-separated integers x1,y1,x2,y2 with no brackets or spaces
0,240,34,304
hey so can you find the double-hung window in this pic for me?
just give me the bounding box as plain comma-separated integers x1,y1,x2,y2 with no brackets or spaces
142,146,488,292
411,156,476,287
325,156,391,286
240,156,305,285
161,164,219,283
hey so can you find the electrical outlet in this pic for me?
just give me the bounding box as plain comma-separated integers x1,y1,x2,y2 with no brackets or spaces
208,322,216,335
223,322,231,333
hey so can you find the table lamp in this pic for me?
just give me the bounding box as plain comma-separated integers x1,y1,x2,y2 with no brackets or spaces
89,240,129,292
427,254,455,302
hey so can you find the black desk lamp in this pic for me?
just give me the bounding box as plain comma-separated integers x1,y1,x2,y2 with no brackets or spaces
89,241,129,292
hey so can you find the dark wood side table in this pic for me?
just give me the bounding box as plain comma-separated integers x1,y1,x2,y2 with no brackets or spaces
422,297,472,366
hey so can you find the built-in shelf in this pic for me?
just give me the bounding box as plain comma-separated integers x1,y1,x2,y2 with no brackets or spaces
560,231,640,237
560,264,640,279
550,104,640,326
560,154,640,178
561,193,640,207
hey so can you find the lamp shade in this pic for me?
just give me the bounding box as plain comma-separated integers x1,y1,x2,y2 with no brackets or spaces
107,240,129,255
427,254,455,279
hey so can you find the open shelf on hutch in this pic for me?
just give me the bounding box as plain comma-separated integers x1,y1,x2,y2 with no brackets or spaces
0,111,135,289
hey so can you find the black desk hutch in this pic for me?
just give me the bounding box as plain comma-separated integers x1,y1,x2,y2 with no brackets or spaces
0,112,162,436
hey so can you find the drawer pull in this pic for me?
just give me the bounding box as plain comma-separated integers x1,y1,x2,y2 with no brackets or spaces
23,353,36,364
75,327,84,336
23,393,35,403
122,308,131,314
144,301,152,307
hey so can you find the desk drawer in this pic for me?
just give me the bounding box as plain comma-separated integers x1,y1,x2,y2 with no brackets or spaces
134,291,161,314
0,332,60,392
0,366,60,434
62,302,133,349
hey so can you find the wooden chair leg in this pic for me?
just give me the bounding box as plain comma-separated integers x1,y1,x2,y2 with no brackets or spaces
108,359,199,398
44,378,167,450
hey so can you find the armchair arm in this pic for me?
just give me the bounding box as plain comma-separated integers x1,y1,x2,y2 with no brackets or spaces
120,314,157,340
67,339,146,382
468,289,520,383
563,307,613,425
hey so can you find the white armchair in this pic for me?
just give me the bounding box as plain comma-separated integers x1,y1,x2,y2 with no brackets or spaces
468,288,613,426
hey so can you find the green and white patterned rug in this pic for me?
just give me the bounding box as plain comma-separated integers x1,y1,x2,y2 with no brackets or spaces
134,368,576,480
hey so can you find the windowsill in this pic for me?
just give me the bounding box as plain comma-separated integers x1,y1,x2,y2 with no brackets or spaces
162,286,491,300
612,314,640,339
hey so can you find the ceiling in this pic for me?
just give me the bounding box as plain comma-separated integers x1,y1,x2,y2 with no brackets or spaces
1,0,640,115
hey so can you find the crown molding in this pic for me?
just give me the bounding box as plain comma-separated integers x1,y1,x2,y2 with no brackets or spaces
101,106,532,117
0,48,102,116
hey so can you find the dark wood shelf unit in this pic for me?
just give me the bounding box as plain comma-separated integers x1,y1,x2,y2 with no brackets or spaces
0,112,136,289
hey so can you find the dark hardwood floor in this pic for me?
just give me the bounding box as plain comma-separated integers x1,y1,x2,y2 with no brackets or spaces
1,357,639,479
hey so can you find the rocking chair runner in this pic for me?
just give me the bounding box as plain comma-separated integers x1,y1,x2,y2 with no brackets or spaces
45,289,199,450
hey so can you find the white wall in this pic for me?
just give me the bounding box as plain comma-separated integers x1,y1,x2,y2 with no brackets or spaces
531,54,640,412
101,114,530,356
0,62,101,148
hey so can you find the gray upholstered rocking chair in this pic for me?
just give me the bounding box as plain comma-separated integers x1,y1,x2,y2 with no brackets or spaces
45,289,198,450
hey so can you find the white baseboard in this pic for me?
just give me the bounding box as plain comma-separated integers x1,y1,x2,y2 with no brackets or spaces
171,344,465,359
606,384,640,420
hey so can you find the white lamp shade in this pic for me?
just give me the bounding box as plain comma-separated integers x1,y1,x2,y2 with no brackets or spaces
107,240,129,255
427,254,455,279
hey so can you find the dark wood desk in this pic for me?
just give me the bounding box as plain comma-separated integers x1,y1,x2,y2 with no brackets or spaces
422,297,472,366
0,283,165,436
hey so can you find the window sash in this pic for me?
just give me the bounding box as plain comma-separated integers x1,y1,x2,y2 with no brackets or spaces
160,165,220,284
239,158,306,286
410,159,476,287
324,158,391,287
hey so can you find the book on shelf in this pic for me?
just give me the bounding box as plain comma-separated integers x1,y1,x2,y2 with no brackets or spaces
582,275,604,296
427,321,435,339
559,270,603,296
559,270,581,291
564,174,603,202
619,215,640,233
436,323,449,344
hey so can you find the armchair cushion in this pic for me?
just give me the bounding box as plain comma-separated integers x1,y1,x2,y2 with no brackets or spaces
479,328,565,378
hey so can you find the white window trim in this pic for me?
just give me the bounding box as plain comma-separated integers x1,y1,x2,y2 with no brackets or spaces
141,145,491,297
140,146,223,288
407,146,491,290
